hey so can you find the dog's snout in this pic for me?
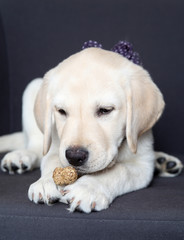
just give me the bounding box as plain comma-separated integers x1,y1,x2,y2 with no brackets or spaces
65,147,89,166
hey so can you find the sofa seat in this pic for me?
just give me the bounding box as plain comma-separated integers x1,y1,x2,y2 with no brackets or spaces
0,153,184,240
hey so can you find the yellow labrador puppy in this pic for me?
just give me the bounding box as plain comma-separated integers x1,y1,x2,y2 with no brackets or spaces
0,48,183,213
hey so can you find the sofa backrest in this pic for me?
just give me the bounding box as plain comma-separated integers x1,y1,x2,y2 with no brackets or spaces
0,0,183,154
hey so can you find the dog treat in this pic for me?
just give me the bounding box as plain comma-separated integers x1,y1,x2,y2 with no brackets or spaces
53,166,78,186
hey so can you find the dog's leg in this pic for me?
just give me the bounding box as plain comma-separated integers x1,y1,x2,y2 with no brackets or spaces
154,151,183,177
62,154,155,213
28,147,65,205
1,79,43,174
0,132,25,152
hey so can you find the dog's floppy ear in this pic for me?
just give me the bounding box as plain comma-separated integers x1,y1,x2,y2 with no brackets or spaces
34,79,52,155
125,68,165,153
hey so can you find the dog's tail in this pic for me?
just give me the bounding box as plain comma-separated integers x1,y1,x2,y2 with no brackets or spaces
0,132,25,153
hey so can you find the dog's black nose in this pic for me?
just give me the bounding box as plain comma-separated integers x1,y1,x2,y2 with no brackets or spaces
65,147,89,166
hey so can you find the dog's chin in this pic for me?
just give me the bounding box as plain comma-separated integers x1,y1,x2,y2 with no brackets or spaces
75,159,117,175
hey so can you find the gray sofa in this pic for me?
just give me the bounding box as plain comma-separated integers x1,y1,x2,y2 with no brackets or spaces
0,0,184,239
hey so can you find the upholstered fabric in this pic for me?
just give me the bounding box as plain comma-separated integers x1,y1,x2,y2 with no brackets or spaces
0,153,184,240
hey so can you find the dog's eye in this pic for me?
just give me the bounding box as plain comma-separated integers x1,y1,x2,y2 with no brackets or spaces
58,108,67,116
96,107,114,117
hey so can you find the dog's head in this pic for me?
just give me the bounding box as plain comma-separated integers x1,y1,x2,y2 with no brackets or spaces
34,48,165,173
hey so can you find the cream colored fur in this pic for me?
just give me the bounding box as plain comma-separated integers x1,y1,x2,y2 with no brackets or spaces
0,48,183,212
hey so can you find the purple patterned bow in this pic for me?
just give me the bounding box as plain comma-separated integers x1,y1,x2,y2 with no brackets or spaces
82,40,142,66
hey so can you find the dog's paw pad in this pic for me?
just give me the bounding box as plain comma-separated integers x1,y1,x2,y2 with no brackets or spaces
156,157,166,164
21,163,28,170
48,197,60,205
10,163,19,172
155,152,183,177
166,161,176,169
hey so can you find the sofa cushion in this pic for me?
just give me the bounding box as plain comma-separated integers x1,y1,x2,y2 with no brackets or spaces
0,153,184,240
0,0,184,155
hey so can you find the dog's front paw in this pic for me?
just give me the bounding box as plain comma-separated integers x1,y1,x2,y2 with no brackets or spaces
28,176,65,205
62,176,112,213
1,150,38,174
155,152,183,177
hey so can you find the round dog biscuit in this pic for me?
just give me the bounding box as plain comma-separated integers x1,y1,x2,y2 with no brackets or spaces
53,166,78,186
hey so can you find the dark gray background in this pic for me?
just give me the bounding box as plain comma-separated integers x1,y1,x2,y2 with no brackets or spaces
0,2,184,239
0,0,183,154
